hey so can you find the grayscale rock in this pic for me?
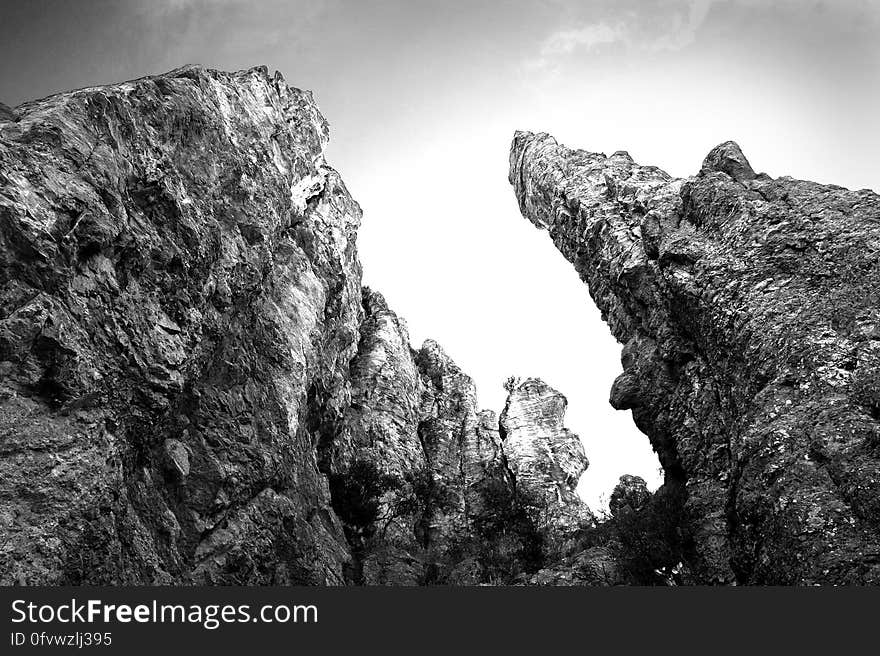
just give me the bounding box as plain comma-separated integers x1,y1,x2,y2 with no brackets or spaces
0,66,591,585
7,62,873,586
510,130,880,584
500,378,592,541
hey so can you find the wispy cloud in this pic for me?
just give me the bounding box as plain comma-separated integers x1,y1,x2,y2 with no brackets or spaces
523,21,624,74
542,23,625,58
523,0,715,75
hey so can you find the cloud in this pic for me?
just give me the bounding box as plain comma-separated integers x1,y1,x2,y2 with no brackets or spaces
650,0,713,51
523,0,715,75
523,21,624,74
540,23,624,57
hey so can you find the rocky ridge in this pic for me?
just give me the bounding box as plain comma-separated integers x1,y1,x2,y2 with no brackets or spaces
510,131,880,584
5,64,874,586
0,66,592,585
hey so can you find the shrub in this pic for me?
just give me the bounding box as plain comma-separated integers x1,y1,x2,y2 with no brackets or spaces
465,472,545,582
328,459,401,541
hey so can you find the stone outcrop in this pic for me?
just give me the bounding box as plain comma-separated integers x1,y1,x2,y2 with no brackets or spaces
0,66,593,585
1,65,363,585
10,63,874,586
500,378,591,539
510,131,880,584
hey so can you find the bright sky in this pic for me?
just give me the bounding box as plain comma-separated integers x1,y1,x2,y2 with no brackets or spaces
2,0,878,507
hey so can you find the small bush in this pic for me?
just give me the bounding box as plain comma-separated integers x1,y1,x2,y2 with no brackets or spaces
328,459,402,541
463,472,545,582
571,482,687,585
396,469,456,517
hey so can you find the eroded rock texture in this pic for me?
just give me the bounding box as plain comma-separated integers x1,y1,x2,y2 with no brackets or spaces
1,65,363,584
0,66,593,585
510,131,880,584
500,378,591,539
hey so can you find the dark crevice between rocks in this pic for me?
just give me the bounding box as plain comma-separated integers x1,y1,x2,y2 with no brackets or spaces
306,380,367,583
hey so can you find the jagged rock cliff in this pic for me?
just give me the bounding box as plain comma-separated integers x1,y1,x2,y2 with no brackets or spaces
510,131,880,584
0,66,592,585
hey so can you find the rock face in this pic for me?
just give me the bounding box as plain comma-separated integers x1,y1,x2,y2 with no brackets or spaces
510,131,880,584
1,65,363,585
14,64,875,587
500,378,591,538
0,66,592,585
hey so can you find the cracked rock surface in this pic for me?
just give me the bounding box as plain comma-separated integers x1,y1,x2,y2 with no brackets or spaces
510,130,880,584
0,67,593,584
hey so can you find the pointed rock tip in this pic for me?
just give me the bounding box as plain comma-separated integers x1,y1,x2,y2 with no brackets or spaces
165,65,273,85
510,130,557,153
417,338,452,365
509,131,560,188
503,376,566,402
361,287,389,315
416,339,467,380
420,337,442,352
700,140,755,182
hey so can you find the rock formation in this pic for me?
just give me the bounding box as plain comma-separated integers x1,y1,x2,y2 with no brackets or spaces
510,131,880,584
0,66,592,585
6,64,875,586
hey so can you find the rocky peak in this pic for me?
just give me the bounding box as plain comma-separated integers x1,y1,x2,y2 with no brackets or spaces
0,67,597,585
1,65,364,585
500,378,588,505
499,377,593,551
510,129,880,584
700,140,756,181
